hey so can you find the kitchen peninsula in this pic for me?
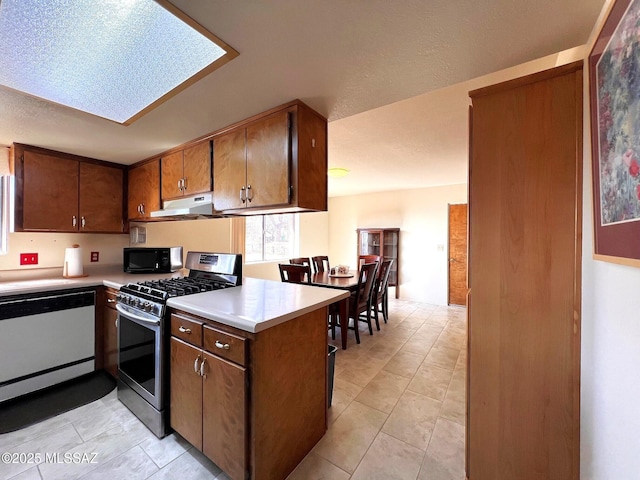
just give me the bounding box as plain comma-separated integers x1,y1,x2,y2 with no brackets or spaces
0,269,347,480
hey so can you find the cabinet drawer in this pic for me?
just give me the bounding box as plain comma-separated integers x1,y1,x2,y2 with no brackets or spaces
171,314,203,347
203,325,246,366
105,289,118,310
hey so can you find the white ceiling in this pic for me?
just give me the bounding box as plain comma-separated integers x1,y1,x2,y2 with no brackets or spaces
0,0,606,197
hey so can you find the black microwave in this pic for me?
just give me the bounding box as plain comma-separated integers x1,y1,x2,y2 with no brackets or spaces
123,247,183,273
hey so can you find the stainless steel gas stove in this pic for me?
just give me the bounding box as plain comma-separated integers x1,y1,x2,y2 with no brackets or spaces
116,251,242,437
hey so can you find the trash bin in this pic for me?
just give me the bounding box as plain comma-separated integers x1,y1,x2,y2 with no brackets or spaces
328,345,338,407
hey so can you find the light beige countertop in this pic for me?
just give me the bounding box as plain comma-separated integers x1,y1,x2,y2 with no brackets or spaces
166,277,349,333
0,267,347,334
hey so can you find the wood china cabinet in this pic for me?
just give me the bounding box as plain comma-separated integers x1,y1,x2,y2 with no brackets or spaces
213,100,327,214
467,62,582,480
357,228,400,298
161,140,211,200
12,144,125,233
127,158,160,221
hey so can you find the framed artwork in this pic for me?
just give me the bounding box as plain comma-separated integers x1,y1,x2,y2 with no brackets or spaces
589,0,640,266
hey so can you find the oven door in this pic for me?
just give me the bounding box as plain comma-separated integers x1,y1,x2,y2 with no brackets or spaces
116,304,164,410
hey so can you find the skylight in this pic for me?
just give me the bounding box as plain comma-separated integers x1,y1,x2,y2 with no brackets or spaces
0,0,238,124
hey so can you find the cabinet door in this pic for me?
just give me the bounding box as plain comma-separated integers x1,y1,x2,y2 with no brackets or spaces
202,352,247,480
170,337,203,450
359,230,382,256
22,150,78,231
382,230,399,287
128,160,160,220
161,151,184,200
183,141,212,196
79,163,123,233
103,305,118,378
213,129,246,211
246,111,290,208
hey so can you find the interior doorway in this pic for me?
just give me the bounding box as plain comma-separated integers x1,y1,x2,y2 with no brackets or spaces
448,203,468,306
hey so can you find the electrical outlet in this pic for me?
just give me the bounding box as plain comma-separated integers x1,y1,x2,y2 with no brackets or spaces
20,253,38,265
91,251,99,262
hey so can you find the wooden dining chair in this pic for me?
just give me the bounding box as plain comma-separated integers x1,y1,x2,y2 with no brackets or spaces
279,264,311,284
312,256,330,273
371,259,393,329
358,254,381,270
346,262,378,344
289,257,312,268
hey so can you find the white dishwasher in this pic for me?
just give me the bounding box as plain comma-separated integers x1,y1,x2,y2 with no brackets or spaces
0,290,95,402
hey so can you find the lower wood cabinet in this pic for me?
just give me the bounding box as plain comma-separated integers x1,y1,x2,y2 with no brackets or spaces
103,288,118,378
168,307,327,480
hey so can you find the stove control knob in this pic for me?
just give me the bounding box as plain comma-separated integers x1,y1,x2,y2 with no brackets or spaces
144,302,152,312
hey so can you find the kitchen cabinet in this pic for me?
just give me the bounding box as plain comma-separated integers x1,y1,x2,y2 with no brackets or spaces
127,158,160,221
169,305,327,480
12,144,125,233
467,62,582,479
213,100,327,214
161,140,211,200
357,228,400,298
170,314,247,480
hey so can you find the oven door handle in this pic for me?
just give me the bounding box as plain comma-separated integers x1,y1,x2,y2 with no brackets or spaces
115,304,161,326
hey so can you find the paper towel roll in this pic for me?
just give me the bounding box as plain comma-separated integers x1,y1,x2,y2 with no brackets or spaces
63,244,84,277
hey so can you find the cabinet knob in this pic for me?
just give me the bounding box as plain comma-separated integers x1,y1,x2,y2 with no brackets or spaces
215,340,230,350
240,186,246,204
182,177,187,191
178,326,191,334
81,216,86,228
140,203,145,215
200,358,207,378
72,215,77,227
194,355,201,374
107,298,115,303
246,185,253,203
177,179,182,191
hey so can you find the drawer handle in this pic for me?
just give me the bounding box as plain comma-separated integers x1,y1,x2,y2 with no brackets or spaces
200,358,207,379
194,355,201,374
179,326,191,334
107,298,116,303
215,340,230,350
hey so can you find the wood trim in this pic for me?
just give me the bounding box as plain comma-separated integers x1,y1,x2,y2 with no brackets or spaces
12,143,127,170
469,60,584,99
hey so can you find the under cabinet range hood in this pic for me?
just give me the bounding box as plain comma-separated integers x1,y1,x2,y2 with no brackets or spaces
150,192,220,219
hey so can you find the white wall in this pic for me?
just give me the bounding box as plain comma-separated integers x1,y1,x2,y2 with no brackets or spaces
328,184,467,305
580,1,640,477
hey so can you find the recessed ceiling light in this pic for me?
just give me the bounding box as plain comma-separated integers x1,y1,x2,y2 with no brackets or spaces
328,167,350,178
0,0,238,125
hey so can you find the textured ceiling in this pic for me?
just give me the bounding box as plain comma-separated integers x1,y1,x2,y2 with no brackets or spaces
0,0,606,197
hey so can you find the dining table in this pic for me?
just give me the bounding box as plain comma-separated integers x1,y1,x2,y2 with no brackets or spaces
310,271,359,350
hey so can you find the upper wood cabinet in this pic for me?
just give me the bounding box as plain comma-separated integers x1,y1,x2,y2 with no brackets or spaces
128,159,160,221
161,141,211,200
467,62,582,480
213,100,327,214
12,144,125,233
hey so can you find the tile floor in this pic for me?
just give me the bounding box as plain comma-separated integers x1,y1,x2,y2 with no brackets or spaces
0,298,467,480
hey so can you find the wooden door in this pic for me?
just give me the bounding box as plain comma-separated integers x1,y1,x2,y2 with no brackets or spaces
246,111,290,208
448,204,468,306
161,150,184,200
202,352,247,480
79,163,123,233
468,63,582,480
169,337,203,450
22,150,78,231
182,141,212,196
213,129,247,211
128,159,160,220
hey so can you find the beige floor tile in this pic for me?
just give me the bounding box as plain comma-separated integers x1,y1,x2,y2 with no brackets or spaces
328,377,364,424
355,370,410,414
139,432,192,468
417,418,465,480
407,364,453,402
396,316,426,330
401,336,436,356
423,345,460,372
350,431,425,480
313,401,387,474
6,466,42,480
382,390,441,451
78,445,159,480
335,356,387,388
383,350,426,378
366,340,404,362
286,452,350,480
146,448,222,480
439,390,466,427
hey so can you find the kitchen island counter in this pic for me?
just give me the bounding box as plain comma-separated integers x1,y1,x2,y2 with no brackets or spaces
166,277,348,333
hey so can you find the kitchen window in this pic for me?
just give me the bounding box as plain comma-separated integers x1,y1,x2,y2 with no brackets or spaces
245,214,298,263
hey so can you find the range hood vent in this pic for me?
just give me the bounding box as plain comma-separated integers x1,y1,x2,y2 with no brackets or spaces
150,192,222,219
